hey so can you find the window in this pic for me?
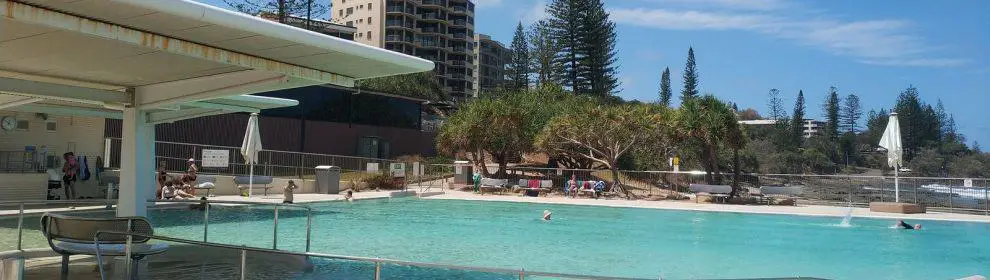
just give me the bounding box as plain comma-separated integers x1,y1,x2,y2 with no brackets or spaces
15,120,28,130
359,5,364,9
358,32,363,37
339,10,343,17
346,7,353,15
358,18,363,23
346,21,353,26
367,17,372,24
368,3,372,9
367,31,371,38
45,121,56,132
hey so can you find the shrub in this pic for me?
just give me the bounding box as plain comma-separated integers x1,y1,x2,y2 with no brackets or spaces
360,172,400,190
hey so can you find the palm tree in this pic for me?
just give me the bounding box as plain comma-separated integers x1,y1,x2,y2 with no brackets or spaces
680,95,745,194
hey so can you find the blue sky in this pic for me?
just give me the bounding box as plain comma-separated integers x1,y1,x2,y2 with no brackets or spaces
201,0,990,147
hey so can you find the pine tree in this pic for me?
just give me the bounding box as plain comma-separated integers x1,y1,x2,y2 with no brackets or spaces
681,47,699,103
841,94,862,133
790,90,806,148
579,0,619,96
547,0,589,93
528,20,563,86
224,0,327,21
658,67,672,106
507,22,531,91
767,88,786,121
822,86,840,140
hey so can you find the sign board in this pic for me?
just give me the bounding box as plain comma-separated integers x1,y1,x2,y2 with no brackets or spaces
455,165,463,175
964,179,973,188
412,162,423,176
390,163,406,177
366,163,380,173
201,149,229,167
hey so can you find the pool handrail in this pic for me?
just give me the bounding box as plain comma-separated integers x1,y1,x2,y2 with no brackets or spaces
94,230,655,280
3,198,313,252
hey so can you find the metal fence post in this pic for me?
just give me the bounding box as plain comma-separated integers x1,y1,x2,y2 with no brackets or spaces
16,203,24,250
374,260,382,280
984,179,988,216
913,178,918,204
239,250,247,280
306,209,313,252
948,184,954,211
272,206,279,250
203,202,210,242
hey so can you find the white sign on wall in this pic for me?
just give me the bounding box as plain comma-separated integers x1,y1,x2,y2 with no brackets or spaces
412,162,422,176
964,179,973,188
366,163,380,173
201,149,229,167
390,163,406,177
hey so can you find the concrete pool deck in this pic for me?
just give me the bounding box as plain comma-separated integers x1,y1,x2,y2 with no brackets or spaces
423,190,990,223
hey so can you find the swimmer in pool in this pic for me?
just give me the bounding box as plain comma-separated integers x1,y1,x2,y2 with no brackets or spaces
543,210,552,221
896,219,921,230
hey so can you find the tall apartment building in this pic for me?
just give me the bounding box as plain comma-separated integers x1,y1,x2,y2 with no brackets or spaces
472,33,509,97
332,0,477,100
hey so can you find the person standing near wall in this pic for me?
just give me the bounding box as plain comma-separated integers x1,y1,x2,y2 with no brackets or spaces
61,152,79,199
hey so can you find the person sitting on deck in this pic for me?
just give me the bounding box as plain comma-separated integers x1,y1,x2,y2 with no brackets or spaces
896,219,921,230
283,180,298,204
161,178,194,200
567,174,579,198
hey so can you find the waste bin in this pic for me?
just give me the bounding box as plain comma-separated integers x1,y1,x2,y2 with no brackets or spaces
453,161,473,186
315,165,341,194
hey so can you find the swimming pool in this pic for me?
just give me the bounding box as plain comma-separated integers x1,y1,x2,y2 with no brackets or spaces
4,198,990,279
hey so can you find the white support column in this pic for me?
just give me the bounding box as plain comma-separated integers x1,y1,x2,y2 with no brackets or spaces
117,107,155,217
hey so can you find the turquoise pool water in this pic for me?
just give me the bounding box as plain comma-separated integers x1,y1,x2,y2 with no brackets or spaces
3,198,988,279
144,198,990,279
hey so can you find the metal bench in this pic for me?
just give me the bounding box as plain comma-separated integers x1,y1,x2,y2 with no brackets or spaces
40,213,168,280
689,184,732,203
234,175,275,196
760,186,804,205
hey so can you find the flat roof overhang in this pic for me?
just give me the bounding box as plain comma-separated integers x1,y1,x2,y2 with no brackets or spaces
0,0,434,217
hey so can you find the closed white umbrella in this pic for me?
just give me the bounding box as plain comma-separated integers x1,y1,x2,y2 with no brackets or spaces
241,113,263,197
878,112,903,202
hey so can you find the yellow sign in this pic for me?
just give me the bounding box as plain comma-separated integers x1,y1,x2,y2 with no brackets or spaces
673,157,680,166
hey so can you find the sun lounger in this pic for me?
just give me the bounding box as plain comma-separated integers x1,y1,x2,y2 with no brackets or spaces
760,186,803,205
194,175,217,197
689,184,732,203
479,178,507,194
578,181,597,197
539,180,554,195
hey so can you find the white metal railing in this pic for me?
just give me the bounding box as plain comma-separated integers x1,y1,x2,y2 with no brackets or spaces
2,199,313,252
93,231,656,280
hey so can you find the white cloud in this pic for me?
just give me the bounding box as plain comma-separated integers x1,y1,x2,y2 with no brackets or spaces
520,0,548,24
609,6,967,67
473,0,503,8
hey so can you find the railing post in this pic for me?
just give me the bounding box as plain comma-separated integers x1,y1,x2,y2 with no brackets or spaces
984,179,988,216
913,178,918,204
203,201,210,242
846,177,852,206
374,260,382,280
948,184,954,211
16,203,24,250
239,250,247,280
306,209,313,252
273,205,279,250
